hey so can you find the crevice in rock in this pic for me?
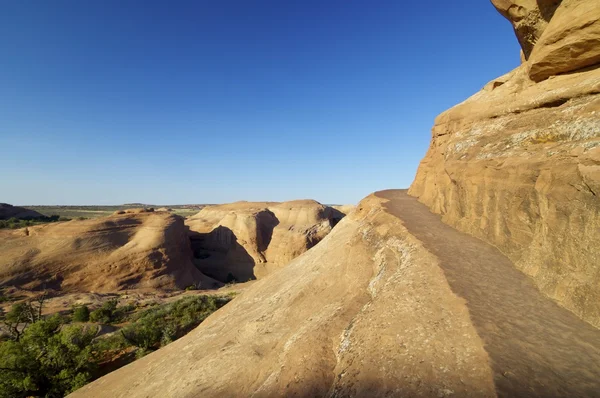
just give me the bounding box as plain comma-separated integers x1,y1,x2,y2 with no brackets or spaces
582,181,598,197
534,97,570,109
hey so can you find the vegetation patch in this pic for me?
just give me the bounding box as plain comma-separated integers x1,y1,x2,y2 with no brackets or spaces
0,293,233,397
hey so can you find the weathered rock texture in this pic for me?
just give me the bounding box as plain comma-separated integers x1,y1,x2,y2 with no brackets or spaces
491,0,562,59
186,200,346,281
70,194,497,398
0,203,43,220
410,0,600,326
0,210,214,293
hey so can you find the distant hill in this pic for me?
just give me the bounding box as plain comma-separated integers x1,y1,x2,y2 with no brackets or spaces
0,203,43,220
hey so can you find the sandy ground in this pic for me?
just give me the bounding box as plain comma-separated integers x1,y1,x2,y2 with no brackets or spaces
377,190,600,397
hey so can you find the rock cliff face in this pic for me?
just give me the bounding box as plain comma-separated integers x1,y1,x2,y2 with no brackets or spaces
0,211,214,293
409,0,600,326
186,200,346,281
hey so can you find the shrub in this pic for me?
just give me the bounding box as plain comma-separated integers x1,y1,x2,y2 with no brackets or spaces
0,315,97,397
89,299,118,324
72,305,90,322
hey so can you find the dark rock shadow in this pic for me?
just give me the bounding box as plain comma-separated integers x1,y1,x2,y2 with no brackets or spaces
189,226,257,283
256,210,279,252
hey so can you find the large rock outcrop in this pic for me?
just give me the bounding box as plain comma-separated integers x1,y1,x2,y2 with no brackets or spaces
409,0,600,326
0,211,214,293
70,194,497,398
186,200,346,281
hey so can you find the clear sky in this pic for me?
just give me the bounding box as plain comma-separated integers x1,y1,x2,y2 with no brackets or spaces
1,0,519,205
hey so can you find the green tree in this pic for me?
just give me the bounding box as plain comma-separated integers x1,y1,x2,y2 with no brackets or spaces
1,294,46,341
0,316,97,397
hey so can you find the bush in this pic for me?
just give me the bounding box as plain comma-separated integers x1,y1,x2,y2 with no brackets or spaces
89,299,117,324
89,299,136,325
72,305,90,322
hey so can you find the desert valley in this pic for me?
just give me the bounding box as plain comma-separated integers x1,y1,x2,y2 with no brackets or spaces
1,0,600,397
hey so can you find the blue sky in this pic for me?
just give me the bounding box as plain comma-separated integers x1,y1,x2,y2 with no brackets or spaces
0,0,519,205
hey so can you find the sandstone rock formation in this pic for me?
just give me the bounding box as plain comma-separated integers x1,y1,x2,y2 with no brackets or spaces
70,194,498,398
0,211,215,293
410,0,600,326
186,200,346,281
69,190,600,397
0,203,43,220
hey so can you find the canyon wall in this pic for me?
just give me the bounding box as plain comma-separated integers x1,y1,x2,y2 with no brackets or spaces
409,0,600,326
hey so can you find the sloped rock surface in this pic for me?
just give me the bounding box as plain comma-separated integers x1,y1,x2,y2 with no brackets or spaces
70,194,496,398
0,211,215,293
70,191,600,397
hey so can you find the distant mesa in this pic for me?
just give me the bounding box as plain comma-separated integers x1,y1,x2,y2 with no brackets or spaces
0,203,44,220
